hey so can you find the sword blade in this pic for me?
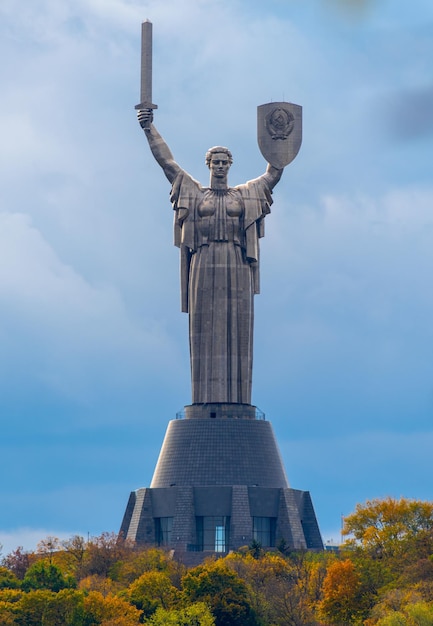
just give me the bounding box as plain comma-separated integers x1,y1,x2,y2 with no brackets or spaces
135,20,158,111
140,20,152,104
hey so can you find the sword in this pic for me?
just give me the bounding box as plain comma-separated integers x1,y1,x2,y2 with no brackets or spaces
135,20,158,128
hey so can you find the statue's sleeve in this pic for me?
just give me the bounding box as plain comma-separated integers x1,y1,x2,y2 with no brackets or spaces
170,171,201,251
170,171,202,313
237,177,273,295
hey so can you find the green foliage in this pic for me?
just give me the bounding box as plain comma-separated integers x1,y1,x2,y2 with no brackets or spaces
405,602,433,626
276,537,292,556
126,570,179,618
146,602,215,625
248,539,263,559
0,589,24,624
0,566,21,589
22,560,75,592
15,589,86,626
111,548,178,586
376,611,408,626
375,601,433,626
0,589,23,602
182,560,260,626
61,535,87,580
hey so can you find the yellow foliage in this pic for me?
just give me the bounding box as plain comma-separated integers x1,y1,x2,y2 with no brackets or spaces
79,573,122,595
343,497,433,561
319,559,362,624
84,590,142,625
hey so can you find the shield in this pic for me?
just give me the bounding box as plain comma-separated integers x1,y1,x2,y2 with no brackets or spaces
257,102,302,168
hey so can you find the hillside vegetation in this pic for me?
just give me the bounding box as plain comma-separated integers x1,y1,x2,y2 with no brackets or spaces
1,497,433,625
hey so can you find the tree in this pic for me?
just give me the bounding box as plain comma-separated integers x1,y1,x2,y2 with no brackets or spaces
375,601,433,626
79,573,122,595
248,539,263,560
0,566,20,589
0,589,24,625
83,532,133,579
126,570,179,618
182,560,260,626
83,590,142,625
18,588,87,626
223,551,296,624
111,547,179,586
2,546,30,579
319,558,364,624
36,536,61,564
147,602,215,625
271,553,328,626
22,560,75,592
61,535,87,580
343,497,433,563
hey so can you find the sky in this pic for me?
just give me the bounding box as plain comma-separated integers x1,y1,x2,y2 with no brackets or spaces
1,0,433,555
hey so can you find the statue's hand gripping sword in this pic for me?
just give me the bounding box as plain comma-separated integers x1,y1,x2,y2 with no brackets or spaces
135,20,158,129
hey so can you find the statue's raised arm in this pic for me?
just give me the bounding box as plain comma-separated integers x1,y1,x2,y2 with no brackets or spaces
262,163,283,190
137,109,181,184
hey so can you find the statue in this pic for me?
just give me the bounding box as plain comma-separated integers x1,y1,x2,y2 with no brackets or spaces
119,23,325,559
135,22,301,407
138,109,283,405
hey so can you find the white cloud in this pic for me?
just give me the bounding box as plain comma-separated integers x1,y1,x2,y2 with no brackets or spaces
0,211,129,333
0,211,180,401
264,184,433,314
0,528,83,557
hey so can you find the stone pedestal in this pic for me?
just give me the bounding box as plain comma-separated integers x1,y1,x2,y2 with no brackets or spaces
120,404,323,557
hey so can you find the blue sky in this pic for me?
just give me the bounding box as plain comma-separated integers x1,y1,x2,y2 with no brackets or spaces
1,0,433,553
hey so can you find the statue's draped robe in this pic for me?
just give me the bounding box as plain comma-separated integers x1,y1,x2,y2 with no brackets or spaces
171,171,273,405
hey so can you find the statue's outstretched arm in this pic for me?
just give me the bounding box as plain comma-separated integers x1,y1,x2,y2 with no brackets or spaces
263,163,283,190
137,110,181,184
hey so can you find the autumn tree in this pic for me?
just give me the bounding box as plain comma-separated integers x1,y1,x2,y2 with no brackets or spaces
36,536,61,564
146,602,215,625
79,572,123,595
0,566,20,589
14,589,86,626
375,601,433,626
84,590,142,625
61,535,87,580
125,570,179,618
111,547,181,586
2,546,30,579
319,558,365,624
181,560,260,626
272,552,329,626
343,497,433,565
82,532,133,578
225,549,331,626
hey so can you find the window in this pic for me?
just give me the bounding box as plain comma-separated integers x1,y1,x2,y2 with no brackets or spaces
253,517,276,547
155,517,173,546
196,516,230,552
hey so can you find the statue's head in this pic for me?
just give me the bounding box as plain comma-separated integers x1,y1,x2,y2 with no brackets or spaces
205,146,233,168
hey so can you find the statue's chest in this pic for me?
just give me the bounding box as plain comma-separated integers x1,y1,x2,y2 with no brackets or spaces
198,191,243,218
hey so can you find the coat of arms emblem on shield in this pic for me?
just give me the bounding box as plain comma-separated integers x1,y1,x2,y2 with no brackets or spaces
257,102,302,169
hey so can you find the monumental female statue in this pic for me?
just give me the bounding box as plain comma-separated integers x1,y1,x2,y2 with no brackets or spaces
138,109,284,407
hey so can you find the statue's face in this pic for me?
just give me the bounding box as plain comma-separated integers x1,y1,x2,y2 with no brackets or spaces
209,152,231,178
